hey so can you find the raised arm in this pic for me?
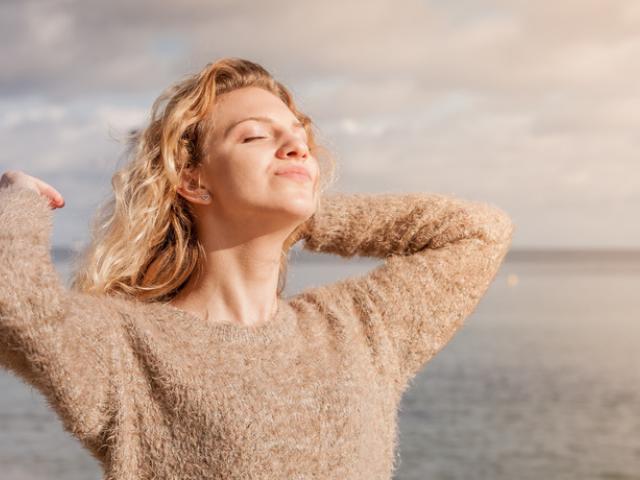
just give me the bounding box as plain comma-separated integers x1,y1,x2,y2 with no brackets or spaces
0,183,131,452
296,191,514,390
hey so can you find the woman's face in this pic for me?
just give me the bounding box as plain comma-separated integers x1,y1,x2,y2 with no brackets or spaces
193,86,319,229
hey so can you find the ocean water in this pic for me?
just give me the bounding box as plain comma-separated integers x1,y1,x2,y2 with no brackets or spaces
1,253,638,480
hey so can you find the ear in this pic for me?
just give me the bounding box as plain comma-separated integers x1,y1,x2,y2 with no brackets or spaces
176,166,211,205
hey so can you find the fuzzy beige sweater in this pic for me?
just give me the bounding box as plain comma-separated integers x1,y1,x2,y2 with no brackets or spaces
0,183,514,479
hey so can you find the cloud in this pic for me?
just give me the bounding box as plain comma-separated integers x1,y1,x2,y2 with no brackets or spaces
1,0,639,247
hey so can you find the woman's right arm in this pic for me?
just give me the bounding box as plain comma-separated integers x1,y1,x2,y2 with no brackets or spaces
0,172,134,452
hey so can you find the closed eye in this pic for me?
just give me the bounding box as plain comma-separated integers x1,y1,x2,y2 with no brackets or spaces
242,136,266,143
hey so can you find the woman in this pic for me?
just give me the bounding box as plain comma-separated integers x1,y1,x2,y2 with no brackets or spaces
0,57,514,479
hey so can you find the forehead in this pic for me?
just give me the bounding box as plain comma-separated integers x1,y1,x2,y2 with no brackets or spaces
211,87,296,127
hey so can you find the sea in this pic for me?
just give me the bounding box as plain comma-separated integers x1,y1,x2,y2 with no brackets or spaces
1,249,638,480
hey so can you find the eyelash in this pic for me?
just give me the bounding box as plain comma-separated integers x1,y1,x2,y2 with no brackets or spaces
241,134,309,145
242,136,266,143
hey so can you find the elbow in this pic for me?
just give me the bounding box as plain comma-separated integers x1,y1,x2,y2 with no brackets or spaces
489,206,515,247
427,200,515,251
480,206,515,270
470,201,515,247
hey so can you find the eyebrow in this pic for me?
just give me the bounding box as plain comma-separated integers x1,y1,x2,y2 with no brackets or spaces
223,115,305,139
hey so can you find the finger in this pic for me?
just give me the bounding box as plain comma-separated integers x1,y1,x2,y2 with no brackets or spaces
33,178,64,205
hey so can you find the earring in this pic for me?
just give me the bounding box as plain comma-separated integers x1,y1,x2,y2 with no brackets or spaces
200,194,210,200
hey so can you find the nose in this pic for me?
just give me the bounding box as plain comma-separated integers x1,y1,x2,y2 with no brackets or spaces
276,133,309,160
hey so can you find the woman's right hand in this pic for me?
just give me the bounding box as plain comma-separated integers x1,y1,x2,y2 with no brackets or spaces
0,170,65,209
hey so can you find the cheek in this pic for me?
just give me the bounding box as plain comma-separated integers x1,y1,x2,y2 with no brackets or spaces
217,155,272,196
310,157,321,184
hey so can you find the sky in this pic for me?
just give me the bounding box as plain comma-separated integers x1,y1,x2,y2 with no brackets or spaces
1,0,638,249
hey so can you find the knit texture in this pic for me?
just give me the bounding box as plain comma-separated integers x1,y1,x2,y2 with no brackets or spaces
0,183,514,479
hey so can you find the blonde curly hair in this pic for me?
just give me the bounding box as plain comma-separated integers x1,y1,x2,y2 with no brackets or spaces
69,57,337,303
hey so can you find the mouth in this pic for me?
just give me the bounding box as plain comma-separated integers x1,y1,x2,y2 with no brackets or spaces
275,171,311,182
274,166,312,182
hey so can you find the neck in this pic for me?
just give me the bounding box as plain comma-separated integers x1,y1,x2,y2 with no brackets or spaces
170,235,283,327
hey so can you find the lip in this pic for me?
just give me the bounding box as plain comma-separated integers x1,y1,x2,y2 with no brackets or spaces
274,166,311,181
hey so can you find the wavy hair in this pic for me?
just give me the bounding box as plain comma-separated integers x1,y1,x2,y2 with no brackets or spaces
69,57,338,303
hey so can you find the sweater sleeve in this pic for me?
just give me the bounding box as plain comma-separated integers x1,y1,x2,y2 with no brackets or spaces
0,183,127,450
297,191,514,389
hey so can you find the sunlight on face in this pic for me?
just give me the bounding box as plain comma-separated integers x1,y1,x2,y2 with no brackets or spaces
200,86,319,224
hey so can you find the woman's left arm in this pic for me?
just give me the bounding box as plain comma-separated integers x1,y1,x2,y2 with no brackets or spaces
295,190,515,390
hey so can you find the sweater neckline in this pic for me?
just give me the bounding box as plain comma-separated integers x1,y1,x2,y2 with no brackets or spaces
160,296,296,343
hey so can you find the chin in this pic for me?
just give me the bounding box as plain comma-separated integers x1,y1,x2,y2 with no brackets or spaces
278,197,314,217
